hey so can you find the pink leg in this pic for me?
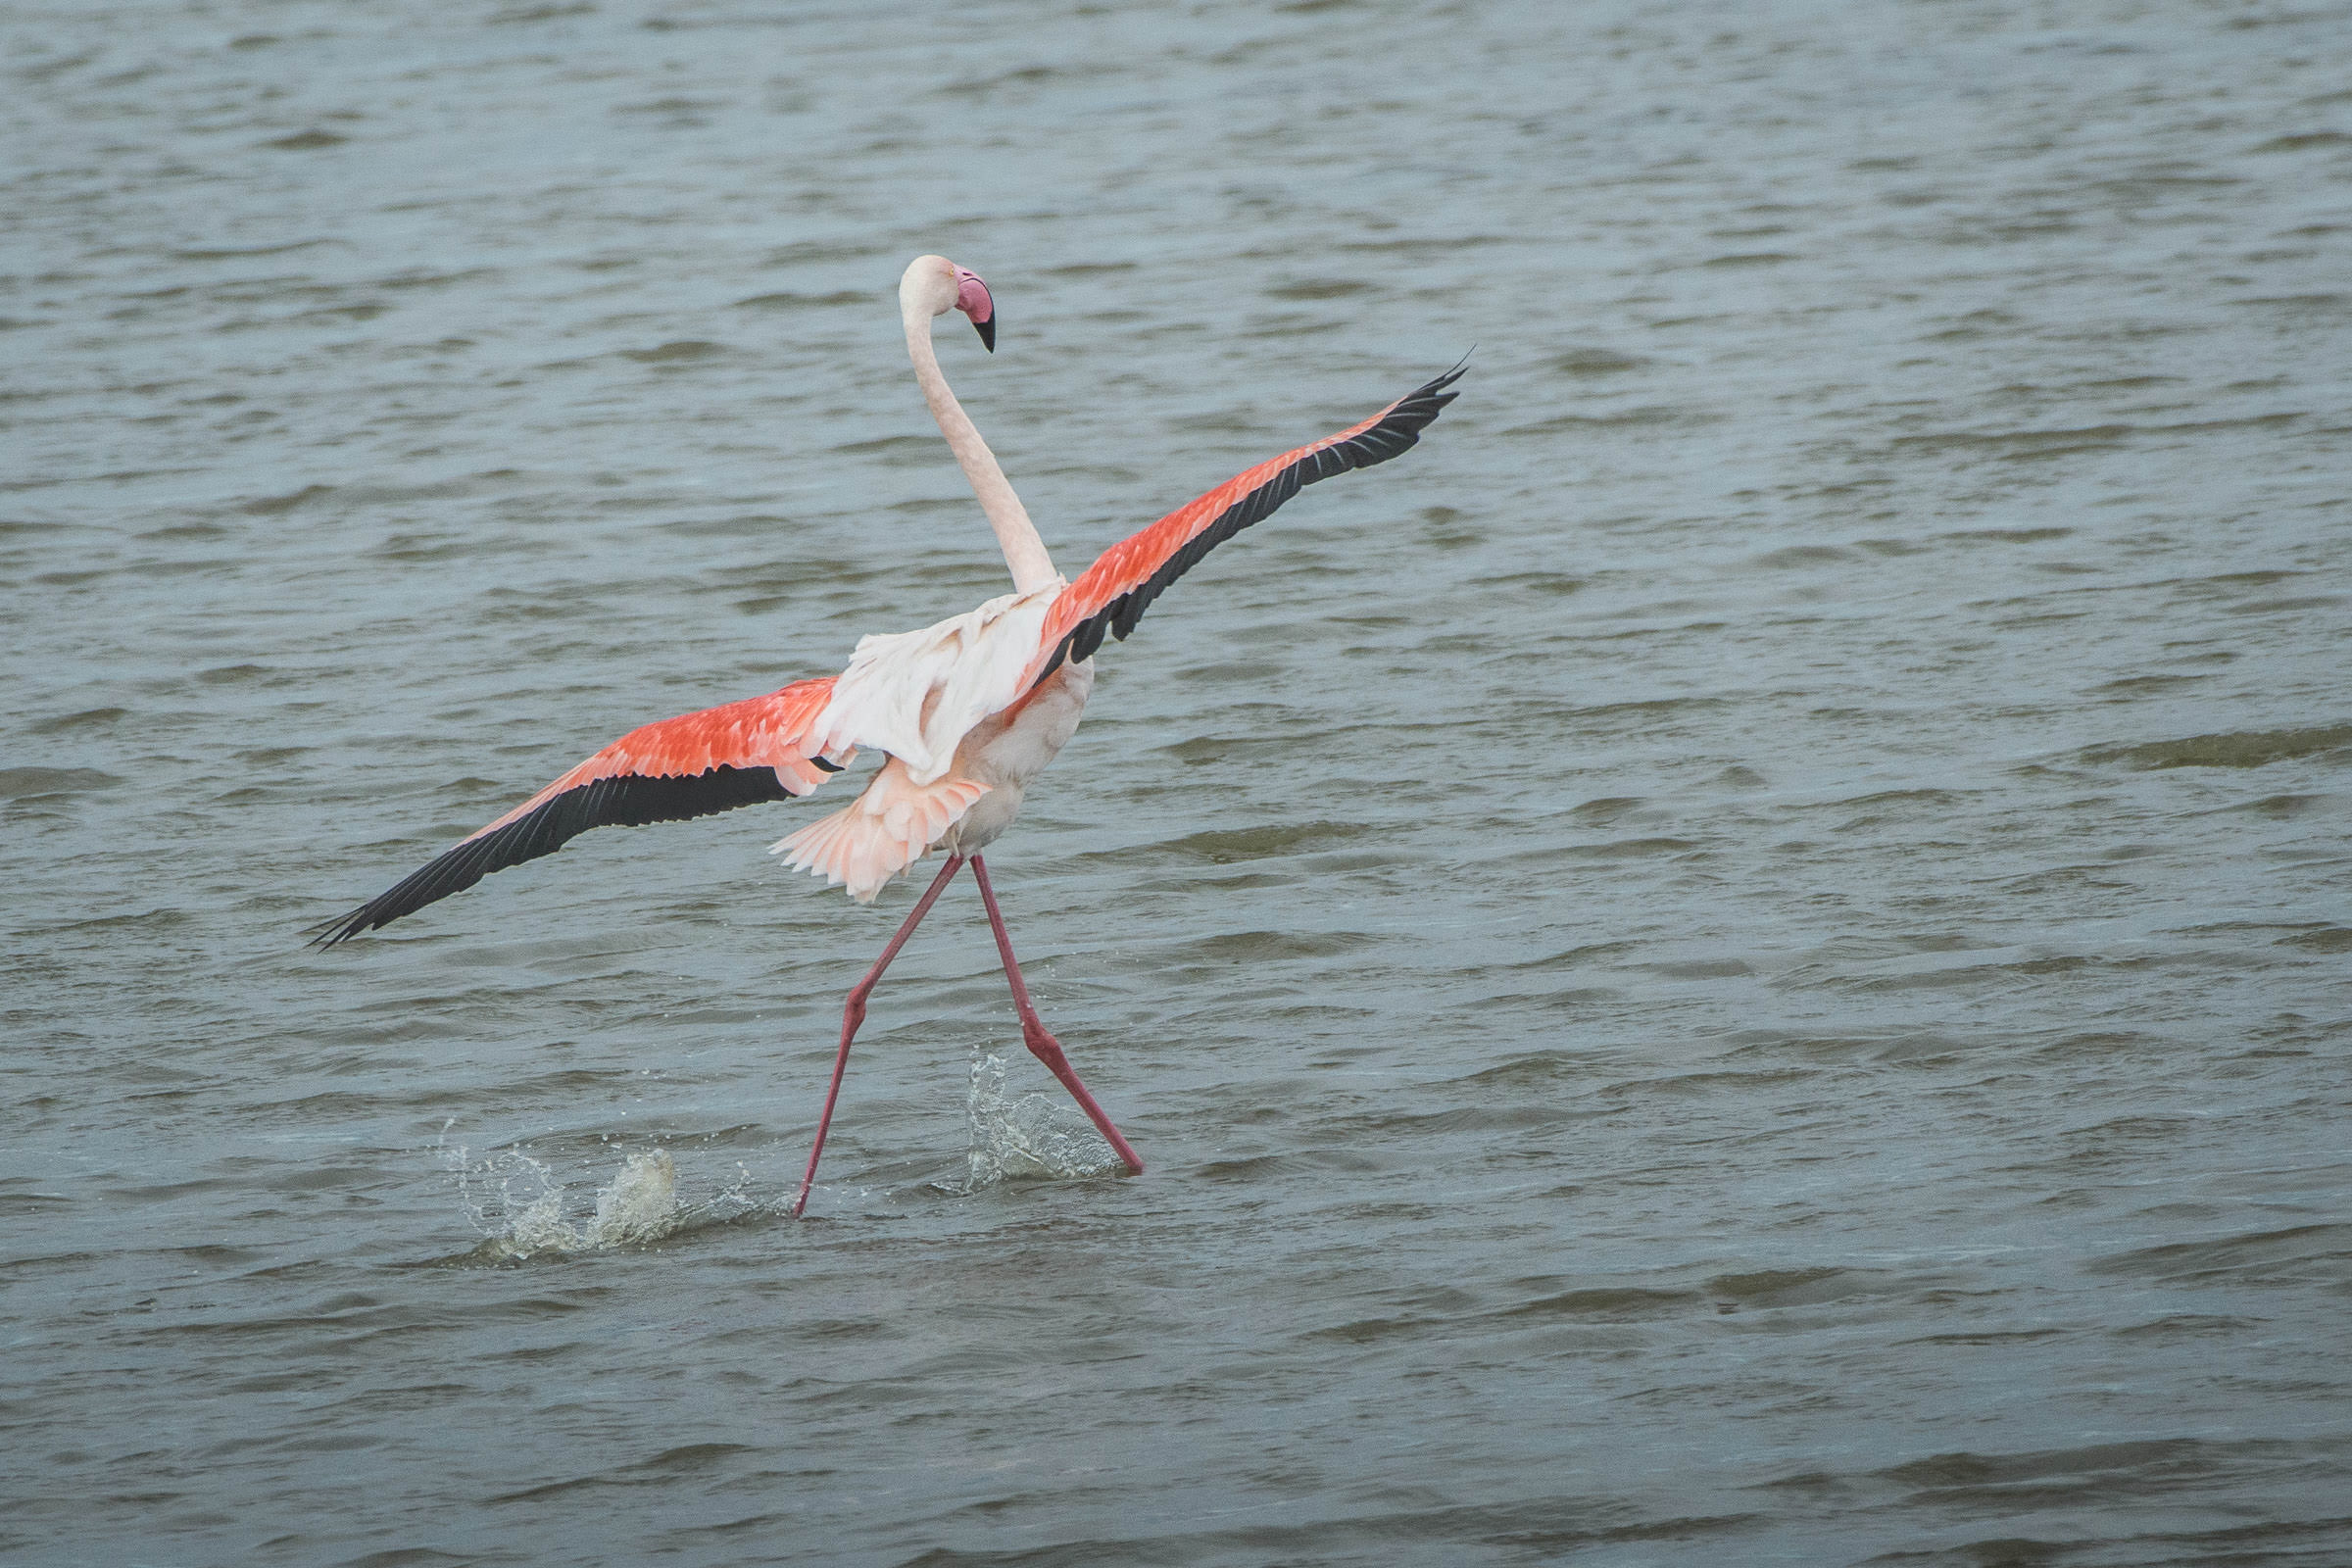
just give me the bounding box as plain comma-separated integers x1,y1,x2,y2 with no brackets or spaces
966,854,1145,1175
791,855,965,1218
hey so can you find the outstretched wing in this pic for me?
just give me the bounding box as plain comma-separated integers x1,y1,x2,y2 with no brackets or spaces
313,676,843,945
1031,365,1464,680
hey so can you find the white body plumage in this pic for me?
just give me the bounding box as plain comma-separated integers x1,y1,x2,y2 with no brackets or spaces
772,586,1096,902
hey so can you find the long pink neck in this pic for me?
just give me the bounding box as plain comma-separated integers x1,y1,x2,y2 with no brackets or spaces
902,298,1056,594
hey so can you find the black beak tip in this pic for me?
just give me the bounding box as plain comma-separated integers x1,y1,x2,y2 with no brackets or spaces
974,314,996,353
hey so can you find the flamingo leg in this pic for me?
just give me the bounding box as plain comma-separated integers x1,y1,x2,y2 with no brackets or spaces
966,854,1145,1175
791,854,966,1218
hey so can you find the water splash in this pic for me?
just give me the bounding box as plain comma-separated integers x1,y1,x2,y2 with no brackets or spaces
432,1056,1119,1250
962,1051,1125,1189
442,1134,754,1259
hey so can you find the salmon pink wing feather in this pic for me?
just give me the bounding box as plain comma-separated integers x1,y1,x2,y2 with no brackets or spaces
1033,366,1464,680
313,676,841,945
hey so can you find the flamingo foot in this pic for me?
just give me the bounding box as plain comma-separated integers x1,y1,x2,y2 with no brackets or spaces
968,855,1145,1177
1019,1016,1146,1176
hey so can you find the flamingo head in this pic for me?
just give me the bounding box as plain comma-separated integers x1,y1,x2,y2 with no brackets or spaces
902,254,998,353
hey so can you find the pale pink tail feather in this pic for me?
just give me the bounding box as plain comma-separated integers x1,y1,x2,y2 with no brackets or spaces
771,760,989,904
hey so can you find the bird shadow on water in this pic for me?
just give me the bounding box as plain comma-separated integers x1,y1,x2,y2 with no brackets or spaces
415,1048,1122,1266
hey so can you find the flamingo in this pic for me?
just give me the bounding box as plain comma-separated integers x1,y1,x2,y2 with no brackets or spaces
316,254,1462,1215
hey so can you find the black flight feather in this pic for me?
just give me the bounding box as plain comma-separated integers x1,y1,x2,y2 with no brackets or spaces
312,763,798,946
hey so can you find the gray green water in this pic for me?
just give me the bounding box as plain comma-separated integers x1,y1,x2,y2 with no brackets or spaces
6,1,2351,1563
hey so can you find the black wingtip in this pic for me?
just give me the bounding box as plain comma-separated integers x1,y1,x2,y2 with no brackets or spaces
307,905,378,949
305,917,354,950
1417,353,1471,401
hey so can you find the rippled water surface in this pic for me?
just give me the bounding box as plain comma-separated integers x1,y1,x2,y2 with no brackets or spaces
7,1,2351,1563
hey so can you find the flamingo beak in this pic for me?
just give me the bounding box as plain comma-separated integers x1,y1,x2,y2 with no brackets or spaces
954,267,997,353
